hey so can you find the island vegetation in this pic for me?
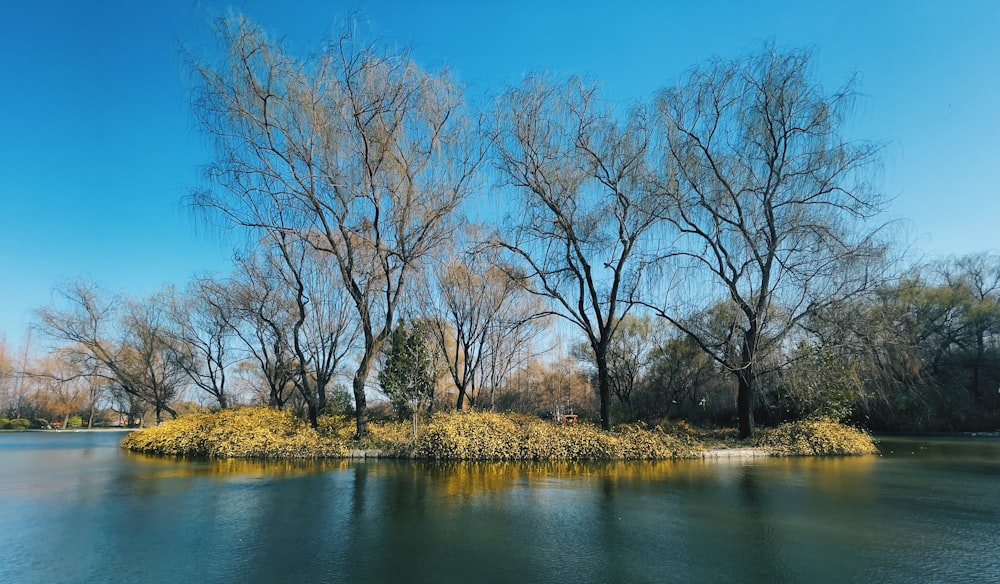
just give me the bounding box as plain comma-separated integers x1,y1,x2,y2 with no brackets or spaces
119,407,876,459
3,14,999,460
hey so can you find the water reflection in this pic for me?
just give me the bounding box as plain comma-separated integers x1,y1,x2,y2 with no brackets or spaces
2,434,999,584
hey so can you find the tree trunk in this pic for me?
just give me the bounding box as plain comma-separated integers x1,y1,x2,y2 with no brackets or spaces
736,367,755,439
306,401,319,430
352,354,374,439
972,330,985,403
737,328,757,439
596,352,612,431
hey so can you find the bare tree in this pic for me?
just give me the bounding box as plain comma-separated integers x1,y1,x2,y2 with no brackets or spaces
573,314,663,412
268,231,357,427
419,243,543,410
493,76,662,429
28,351,101,428
0,339,17,418
165,278,237,409
36,282,184,425
189,15,484,437
653,46,889,438
229,253,299,410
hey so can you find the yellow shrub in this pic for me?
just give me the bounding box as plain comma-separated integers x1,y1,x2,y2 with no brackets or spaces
407,412,700,461
411,411,524,460
756,420,878,456
122,408,348,459
122,409,873,461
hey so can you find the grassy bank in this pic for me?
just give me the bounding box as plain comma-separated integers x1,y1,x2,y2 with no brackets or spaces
121,408,877,460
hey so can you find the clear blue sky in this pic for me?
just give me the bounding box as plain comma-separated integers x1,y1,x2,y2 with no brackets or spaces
2,0,999,351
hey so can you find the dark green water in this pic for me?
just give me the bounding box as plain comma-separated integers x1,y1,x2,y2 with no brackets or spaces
1,432,998,583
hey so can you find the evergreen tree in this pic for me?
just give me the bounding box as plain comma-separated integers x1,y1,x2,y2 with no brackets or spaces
379,321,439,421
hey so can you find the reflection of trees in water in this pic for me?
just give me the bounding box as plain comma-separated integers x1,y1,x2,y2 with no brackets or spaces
736,466,791,584
121,450,351,481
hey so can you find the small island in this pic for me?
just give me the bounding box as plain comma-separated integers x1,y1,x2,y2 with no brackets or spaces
120,408,877,460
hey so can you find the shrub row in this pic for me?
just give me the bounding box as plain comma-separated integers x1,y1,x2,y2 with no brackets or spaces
408,411,702,461
121,409,877,460
121,408,348,459
0,418,31,430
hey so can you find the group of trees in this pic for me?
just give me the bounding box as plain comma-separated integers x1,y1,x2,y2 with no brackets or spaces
11,14,999,437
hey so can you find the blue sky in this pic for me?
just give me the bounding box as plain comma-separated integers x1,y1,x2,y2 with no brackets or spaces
2,0,999,351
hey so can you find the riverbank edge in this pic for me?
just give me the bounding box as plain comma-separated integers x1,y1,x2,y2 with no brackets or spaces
342,447,775,460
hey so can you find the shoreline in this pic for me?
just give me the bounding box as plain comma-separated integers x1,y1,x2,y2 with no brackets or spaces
0,428,137,433
343,447,776,460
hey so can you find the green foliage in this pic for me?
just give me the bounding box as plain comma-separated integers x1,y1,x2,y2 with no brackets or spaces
777,345,861,423
32,418,49,429
67,415,84,429
323,385,354,416
756,420,877,456
379,321,441,420
121,407,348,459
9,419,31,431
0,419,9,430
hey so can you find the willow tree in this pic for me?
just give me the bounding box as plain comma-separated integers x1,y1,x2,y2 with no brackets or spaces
417,238,545,411
654,46,889,438
189,16,484,437
36,282,184,425
494,77,663,430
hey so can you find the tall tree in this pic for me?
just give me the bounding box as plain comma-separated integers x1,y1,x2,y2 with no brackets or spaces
493,77,662,430
654,46,889,438
189,15,483,438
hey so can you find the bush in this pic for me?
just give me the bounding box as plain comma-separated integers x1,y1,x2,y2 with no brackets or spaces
67,416,84,429
32,418,49,429
755,419,877,456
0,418,11,429
408,411,702,461
412,411,523,460
121,407,349,459
9,419,31,431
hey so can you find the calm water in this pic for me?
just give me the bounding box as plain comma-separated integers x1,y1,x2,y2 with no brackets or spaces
1,432,998,584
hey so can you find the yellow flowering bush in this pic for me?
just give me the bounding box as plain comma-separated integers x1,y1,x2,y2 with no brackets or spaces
122,408,876,461
755,419,878,456
365,420,416,456
408,411,703,461
614,424,699,459
411,411,523,460
121,408,348,459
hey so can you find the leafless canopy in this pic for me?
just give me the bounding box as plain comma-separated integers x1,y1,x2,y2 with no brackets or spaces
188,15,485,437
653,45,890,437
493,76,664,429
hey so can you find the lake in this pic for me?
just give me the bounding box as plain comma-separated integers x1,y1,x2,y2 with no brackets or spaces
1,431,998,583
